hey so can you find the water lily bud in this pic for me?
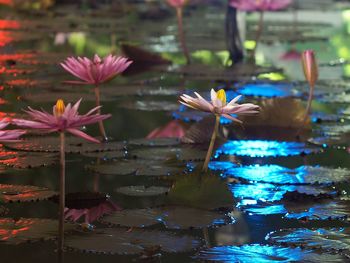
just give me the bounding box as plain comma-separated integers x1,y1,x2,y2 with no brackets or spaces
301,50,318,87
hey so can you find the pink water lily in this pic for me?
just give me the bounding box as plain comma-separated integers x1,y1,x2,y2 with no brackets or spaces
229,0,292,11
180,89,259,172
167,0,188,8
12,99,111,143
0,120,26,142
180,89,260,123
61,54,131,141
61,54,132,86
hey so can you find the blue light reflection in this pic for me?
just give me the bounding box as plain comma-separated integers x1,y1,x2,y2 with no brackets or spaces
238,83,297,98
225,165,349,185
196,244,339,262
216,140,320,158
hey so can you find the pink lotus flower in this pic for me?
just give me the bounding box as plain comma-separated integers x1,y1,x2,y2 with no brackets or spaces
180,89,260,123
147,120,186,139
167,0,188,8
64,200,121,224
60,54,132,86
229,0,292,11
0,119,25,142
12,99,111,143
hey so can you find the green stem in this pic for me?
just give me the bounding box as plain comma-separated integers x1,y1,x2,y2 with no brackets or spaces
202,115,220,172
58,132,65,252
297,84,314,137
94,86,108,141
252,11,264,60
176,7,191,65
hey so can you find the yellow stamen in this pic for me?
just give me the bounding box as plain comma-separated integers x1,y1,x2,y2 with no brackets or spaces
55,99,65,116
217,89,227,105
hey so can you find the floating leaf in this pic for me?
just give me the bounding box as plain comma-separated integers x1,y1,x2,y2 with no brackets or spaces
128,138,180,147
0,184,56,203
65,228,200,255
115,186,170,197
81,151,125,160
0,218,75,244
87,160,183,177
5,136,125,153
267,228,350,255
129,147,206,162
101,209,160,228
102,206,228,229
120,100,179,112
196,244,346,262
216,140,322,158
225,165,350,185
0,152,57,168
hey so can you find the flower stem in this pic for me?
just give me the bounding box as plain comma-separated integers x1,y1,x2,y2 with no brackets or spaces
202,115,220,172
252,11,264,60
297,84,314,137
58,132,65,252
176,7,191,65
94,86,108,141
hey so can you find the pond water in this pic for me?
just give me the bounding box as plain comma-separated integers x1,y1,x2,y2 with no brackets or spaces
1,0,350,262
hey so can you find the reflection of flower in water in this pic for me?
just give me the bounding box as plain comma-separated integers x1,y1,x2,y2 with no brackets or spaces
280,50,301,61
64,200,121,224
147,120,187,139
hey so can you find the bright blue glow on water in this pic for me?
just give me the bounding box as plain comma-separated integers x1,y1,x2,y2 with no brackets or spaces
196,244,329,262
237,83,296,98
230,183,306,202
225,165,347,185
243,204,287,215
216,140,319,158
209,161,238,171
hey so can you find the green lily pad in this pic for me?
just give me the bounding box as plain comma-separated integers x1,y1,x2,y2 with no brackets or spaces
101,206,228,229
5,136,125,153
115,186,170,197
65,228,200,255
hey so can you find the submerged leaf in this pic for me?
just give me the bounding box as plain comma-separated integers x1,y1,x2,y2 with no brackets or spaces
65,228,200,255
168,174,234,210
